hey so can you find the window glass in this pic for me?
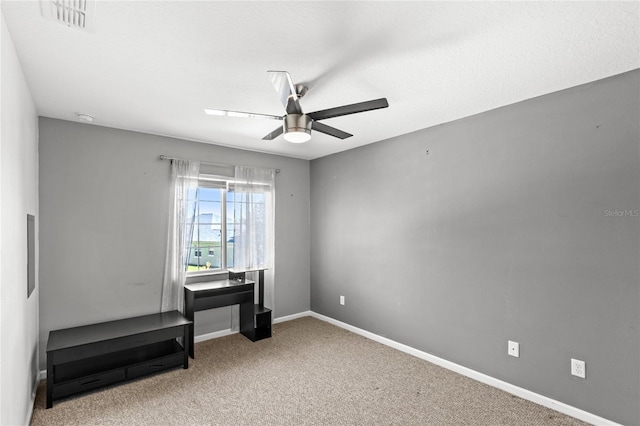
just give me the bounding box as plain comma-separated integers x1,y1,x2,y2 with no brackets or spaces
187,175,236,273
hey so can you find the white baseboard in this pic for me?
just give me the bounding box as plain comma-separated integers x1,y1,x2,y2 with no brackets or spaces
194,328,236,343
193,311,313,343
25,370,40,426
308,311,621,426
36,310,619,426
38,312,315,379
274,310,312,324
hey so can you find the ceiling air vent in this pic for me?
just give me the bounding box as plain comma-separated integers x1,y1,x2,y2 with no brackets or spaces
40,0,96,31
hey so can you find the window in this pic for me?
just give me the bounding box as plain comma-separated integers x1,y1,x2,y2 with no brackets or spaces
186,175,235,273
186,172,271,275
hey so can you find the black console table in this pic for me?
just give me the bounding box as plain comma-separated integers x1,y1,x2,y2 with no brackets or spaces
184,279,255,358
184,269,272,358
46,311,191,408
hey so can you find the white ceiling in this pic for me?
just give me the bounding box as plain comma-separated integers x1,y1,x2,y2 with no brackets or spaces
2,1,639,160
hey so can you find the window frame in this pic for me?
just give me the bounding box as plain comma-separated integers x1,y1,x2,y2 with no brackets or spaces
187,174,234,277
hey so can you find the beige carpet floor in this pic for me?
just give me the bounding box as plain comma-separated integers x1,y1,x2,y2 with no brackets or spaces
31,317,588,425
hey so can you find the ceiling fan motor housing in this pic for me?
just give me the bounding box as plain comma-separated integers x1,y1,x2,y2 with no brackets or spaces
283,114,312,143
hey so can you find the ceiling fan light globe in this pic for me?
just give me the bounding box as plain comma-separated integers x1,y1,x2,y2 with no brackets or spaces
284,130,311,143
283,114,312,143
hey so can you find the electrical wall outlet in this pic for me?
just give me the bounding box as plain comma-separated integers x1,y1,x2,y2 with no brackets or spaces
571,358,586,378
339,295,345,306
508,340,520,358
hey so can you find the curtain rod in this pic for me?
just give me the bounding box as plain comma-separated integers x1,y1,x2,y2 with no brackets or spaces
159,155,280,173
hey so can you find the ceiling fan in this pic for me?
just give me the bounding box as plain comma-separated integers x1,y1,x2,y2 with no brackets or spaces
204,71,389,143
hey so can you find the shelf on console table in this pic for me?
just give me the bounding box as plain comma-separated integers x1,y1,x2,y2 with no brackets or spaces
46,310,191,408
227,267,272,342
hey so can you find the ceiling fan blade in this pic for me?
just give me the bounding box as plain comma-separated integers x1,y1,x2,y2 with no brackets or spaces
204,108,282,120
307,98,389,121
267,70,298,107
267,70,303,115
311,121,353,139
262,125,284,140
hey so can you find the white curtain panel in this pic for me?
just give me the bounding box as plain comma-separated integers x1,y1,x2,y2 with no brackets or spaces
230,166,275,330
161,159,200,314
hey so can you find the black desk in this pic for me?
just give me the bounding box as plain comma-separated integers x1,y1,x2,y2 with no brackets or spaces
46,311,191,408
184,279,255,358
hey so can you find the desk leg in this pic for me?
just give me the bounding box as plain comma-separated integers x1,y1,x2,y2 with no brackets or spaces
258,269,265,308
239,287,255,341
185,291,195,359
46,353,53,409
183,324,190,368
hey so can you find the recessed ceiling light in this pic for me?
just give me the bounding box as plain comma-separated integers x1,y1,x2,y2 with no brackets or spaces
75,113,94,122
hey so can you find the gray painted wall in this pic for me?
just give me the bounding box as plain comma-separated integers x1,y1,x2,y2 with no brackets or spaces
1,11,40,426
38,118,310,369
310,70,639,425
